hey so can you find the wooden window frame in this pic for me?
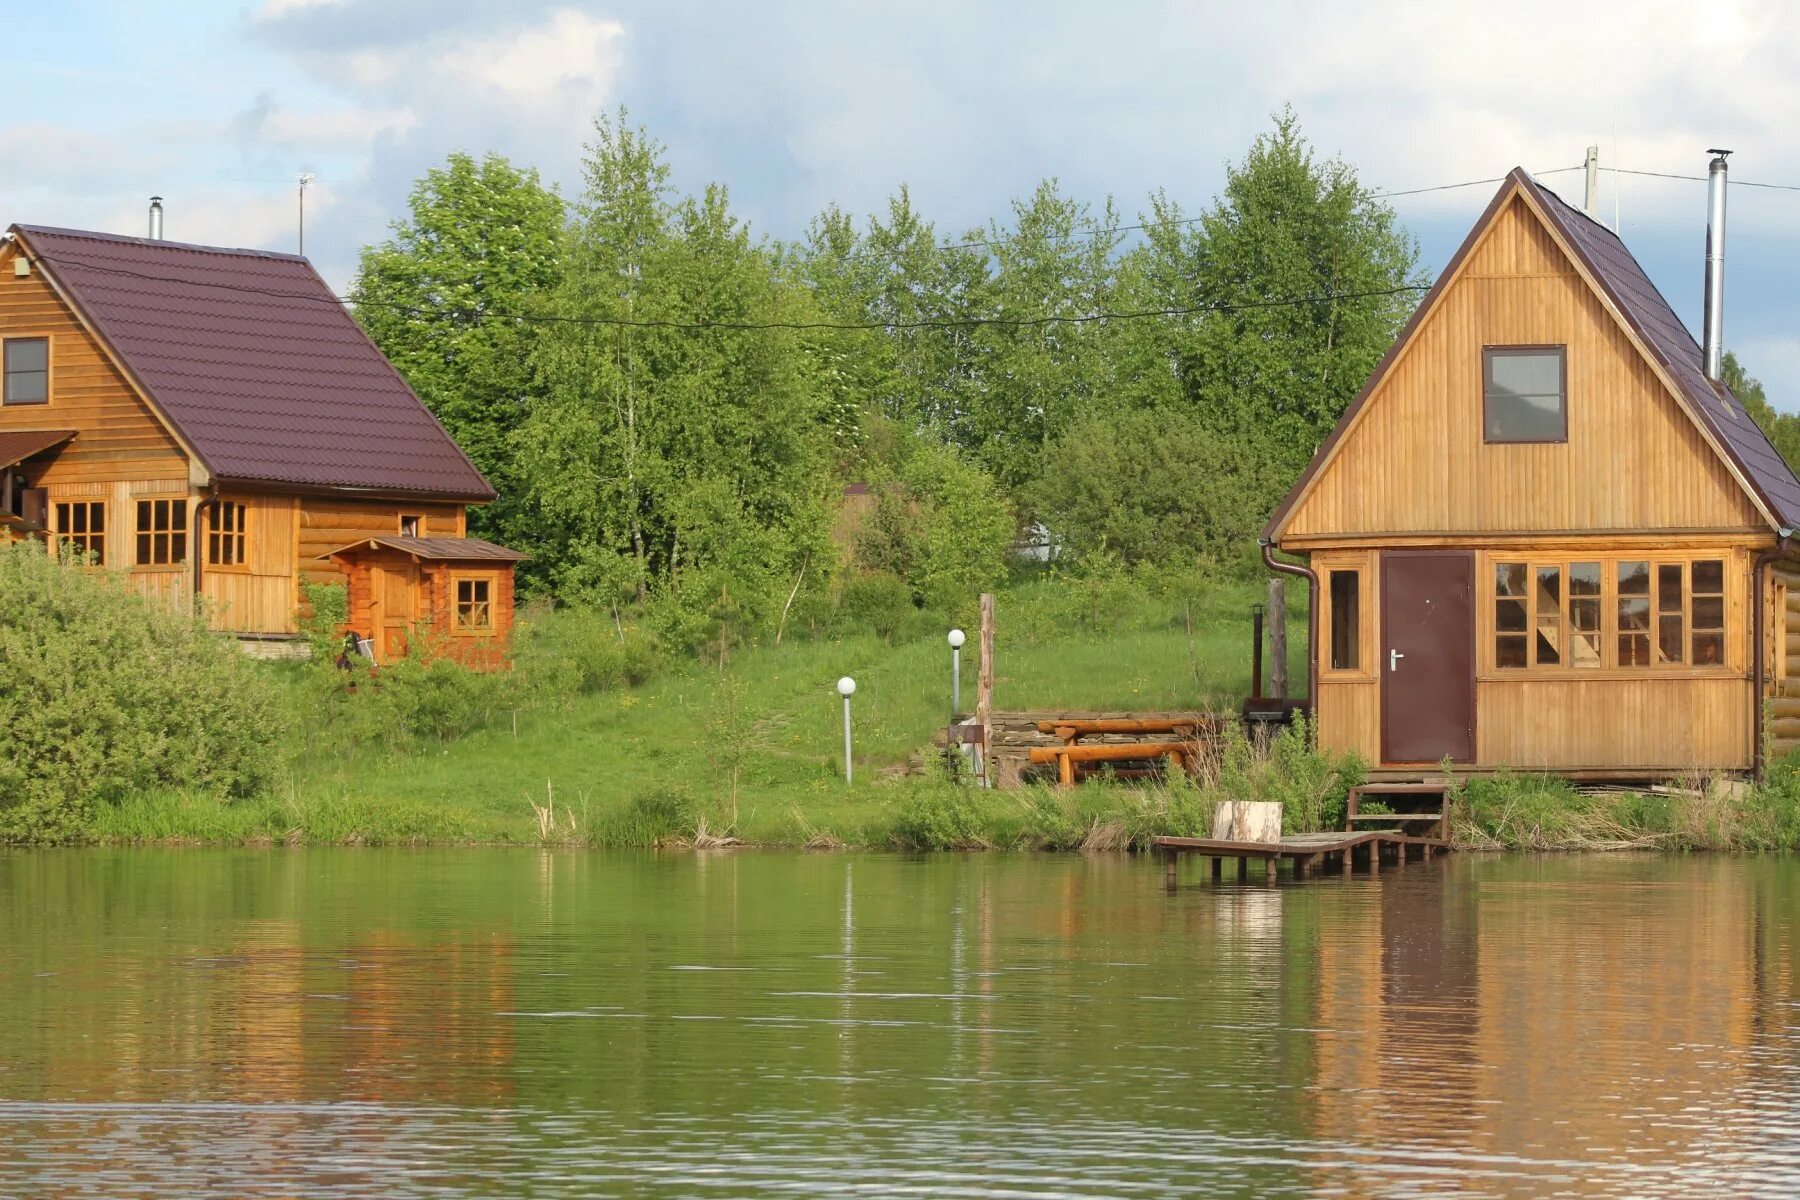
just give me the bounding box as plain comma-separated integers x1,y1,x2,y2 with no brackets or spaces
134,497,190,570
1482,345,1567,444
52,499,106,566
207,499,250,571
398,513,424,537
2,334,51,407
1316,551,1376,681
1483,551,1736,679
451,573,496,636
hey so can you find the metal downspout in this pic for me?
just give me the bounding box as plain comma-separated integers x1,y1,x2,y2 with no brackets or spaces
1753,529,1796,779
1260,537,1319,717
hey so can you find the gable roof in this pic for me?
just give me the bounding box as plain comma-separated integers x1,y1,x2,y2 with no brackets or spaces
7,225,495,502
1265,168,1800,540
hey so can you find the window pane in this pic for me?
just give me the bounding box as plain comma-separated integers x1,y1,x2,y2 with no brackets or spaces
5,339,47,372
1657,564,1682,611
1692,596,1724,628
1692,559,1723,593
1659,615,1684,664
1618,561,1649,595
1570,595,1602,667
1496,562,1527,597
1618,596,1651,667
1534,567,1562,666
1485,349,1565,442
1496,598,1527,633
1569,563,1601,596
1693,632,1725,665
1329,570,1359,671
1496,636,1528,668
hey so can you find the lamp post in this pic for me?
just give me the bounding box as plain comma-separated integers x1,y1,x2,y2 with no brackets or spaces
837,676,856,785
948,628,966,720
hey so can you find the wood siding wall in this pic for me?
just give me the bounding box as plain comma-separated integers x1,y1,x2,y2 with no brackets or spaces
0,243,188,483
199,494,300,634
1312,542,1756,771
1770,563,1800,759
299,498,467,588
1282,195,1765,543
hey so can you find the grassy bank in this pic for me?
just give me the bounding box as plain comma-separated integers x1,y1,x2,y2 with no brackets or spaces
93,576,1323,848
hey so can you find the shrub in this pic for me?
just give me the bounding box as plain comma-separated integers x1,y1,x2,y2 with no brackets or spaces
1213,715,1364,834
888,782,995,850
0,542,281,842
837,571,915,643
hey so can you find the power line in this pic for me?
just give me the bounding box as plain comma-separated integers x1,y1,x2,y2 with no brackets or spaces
56,256,1429,333
1602,166,1800,193
833,166,1588,262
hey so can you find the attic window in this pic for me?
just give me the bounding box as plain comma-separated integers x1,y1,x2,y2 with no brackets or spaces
3,337,48,405
1483,346,1566,443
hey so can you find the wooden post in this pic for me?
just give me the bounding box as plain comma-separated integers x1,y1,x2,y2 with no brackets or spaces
1211,856,1223,882
1237,857,1249,882
1265,857,1278,884
1268,577,1288,701
1163,851,1177,890
977,592,995,787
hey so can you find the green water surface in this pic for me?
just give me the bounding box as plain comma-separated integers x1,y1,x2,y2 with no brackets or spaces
1,849,1796,1196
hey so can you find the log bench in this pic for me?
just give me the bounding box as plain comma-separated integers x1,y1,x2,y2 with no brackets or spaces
1027,740,1192,787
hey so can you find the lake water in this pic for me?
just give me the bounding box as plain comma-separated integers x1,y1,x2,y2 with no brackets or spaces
2,849,1798,1197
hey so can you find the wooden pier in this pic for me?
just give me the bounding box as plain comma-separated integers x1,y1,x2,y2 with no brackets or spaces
1153,830,1445,886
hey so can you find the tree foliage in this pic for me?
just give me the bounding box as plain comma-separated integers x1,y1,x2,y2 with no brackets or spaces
1726,351,1800,475
350,152,565,549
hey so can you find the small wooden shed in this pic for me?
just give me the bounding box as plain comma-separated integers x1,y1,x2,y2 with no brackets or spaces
323,536,527,669
1263,166,1800,778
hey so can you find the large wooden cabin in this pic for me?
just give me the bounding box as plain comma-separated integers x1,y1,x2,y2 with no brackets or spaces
0,223,521,665
1264,167,1800,777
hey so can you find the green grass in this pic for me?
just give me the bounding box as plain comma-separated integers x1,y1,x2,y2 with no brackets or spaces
96,577,1312,847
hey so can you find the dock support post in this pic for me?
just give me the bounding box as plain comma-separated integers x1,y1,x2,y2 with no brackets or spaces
1163,851,1177,890
1265,857,1278,884
1211,856,1223,883
1237,857,1249,882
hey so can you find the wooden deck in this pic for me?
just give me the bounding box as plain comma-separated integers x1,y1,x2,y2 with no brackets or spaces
1153,829,1446,886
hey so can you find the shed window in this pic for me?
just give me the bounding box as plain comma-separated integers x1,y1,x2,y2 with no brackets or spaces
208,500,247,566
1495,555,1728,672
1483,347,1566,443
1328,569,1360,671
135,498,188,566
54,501,105,565
455,578,492,632
399,514,422,537
3,337,48,405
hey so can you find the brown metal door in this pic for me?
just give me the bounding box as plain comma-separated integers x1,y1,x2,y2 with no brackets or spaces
1381,551,1475,764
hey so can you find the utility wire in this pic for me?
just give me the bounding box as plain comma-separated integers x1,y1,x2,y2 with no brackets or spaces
52,256,1429,333
1601,166,1800,193
869,165,1587,260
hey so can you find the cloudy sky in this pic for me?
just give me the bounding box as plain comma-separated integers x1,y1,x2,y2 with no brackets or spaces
9,0,1800,405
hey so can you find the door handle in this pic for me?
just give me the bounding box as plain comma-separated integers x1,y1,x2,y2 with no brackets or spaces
1390,649,1405,672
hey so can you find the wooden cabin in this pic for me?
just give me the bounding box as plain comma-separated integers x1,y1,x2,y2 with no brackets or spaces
1264,168,1800,777
0,223,522,666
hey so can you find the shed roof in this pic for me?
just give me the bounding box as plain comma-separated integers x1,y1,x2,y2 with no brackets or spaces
0,429,76,469
8,225,495,502
322,535,529,563
1264,168,1800,539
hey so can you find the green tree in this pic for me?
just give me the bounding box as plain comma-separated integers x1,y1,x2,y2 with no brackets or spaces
1725,351,1800,475
1144,108,1423,465
518,111,836,636
350,152,565,550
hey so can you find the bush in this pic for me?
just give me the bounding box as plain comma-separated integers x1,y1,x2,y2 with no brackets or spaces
837,571,915,643
888,782,995,850
0,542,281,842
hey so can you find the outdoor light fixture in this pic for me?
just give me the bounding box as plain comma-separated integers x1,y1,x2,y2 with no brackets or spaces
837,676,856,785
947,629,965,719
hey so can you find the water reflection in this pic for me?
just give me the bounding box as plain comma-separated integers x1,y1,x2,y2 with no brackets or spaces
1,848,1798,1195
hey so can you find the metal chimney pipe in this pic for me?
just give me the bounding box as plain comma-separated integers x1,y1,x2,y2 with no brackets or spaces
148,196,164,241
1703,150,1731,382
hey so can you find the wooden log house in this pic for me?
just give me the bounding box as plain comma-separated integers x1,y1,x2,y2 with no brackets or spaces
1263,165,1800,776
0,222,522,666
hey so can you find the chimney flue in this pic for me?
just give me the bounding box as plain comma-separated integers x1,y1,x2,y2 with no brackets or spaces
148,196,164,241
1703,150,1731,383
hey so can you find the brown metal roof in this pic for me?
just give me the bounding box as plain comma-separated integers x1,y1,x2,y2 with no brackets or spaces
0,429,76,469
321,535,529,563
9,225,495,502
1264,168,1800,540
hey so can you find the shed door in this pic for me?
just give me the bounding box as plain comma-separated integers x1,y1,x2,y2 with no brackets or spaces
1380,551,1475,764
368,562,418,662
